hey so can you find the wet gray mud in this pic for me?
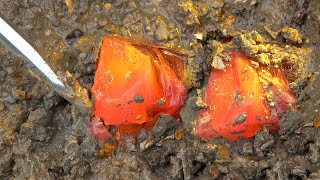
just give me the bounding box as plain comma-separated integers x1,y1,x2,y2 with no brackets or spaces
0,0,320,179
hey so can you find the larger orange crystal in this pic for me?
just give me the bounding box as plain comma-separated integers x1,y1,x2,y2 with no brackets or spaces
91,36,187,139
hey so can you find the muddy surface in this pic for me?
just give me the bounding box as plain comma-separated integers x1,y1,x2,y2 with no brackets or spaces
0,0,320,179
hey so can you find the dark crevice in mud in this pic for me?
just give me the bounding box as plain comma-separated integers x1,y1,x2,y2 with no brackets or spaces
48,166,64,179
65,29,84,46
192,160,206,176
0,160,15,179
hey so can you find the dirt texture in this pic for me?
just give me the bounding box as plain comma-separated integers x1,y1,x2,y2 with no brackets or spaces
0,0,319,179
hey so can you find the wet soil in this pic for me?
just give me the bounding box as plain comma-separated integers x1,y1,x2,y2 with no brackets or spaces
0,0,319,179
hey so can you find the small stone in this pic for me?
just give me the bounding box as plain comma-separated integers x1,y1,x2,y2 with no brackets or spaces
155,18,169,41
284,134,307,154
211,56,226,71
217,165,228,174
13,88,26,100
195,96,207,108
151,115,177,138
134,94,144,103
98,143,115,159
309,144,320,164
78,52,87,60
34,126,47,141
278,111,303,135
209,40,223,56
265,91,275,107
136,115,142,120
253,127,274,156
65,0,74,13
242,142,253,155
157,97,166,106
291,166,307,178
280,27,303,44
175,128,185,140
209,165,219,178
12,136,31,155
216,145,231,160
251,31,265,43
104,3,111,11
212,0,224,8
233,113,247,126
309,170,320,179
250,0,257,6
28,108,48,126
45,29,52,36
194,33,203,40
314,119,320,128
195,89,208,108
138,129,148,142
198,143,218,160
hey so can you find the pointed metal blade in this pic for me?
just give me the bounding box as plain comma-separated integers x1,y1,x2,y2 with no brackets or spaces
0,16,66,91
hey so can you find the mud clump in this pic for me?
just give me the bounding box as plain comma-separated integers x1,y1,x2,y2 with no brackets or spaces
151,115,178,139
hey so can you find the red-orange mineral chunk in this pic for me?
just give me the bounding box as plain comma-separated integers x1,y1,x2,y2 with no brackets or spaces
92,36,187,131
196,51,295,141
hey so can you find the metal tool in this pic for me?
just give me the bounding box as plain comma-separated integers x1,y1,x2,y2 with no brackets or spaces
0,15,91,113
0,16,69,93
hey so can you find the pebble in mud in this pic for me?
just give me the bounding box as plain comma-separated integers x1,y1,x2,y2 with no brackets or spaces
20,122,49,142
309,144,320,164
12,136,32,156
20,108,52,142
144,140,181,177
228,156,270,179
155,18,169,41
64,135,79,155
195,89,208,108
291,166,307,179
27,108,50,126
278,110,304,135
176,0,200,26
211,55,226,71
138,129,148,142
280,27,303,44
253,127,275,157
231,30,307,74
284,134,308,154
242,142,253,155
151,115,178,138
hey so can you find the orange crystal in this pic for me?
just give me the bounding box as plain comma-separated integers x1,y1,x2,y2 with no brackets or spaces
196,51,295,141
91,36,187,139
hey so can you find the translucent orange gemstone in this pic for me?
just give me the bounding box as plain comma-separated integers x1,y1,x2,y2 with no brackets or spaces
196,51,295,141
91,36,187,139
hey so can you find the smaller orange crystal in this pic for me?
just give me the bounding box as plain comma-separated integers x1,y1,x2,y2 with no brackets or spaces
196,51,296,141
